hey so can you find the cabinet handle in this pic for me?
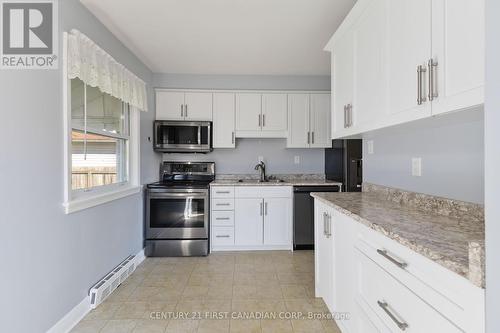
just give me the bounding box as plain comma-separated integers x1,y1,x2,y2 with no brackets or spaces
216,203,230,206
216,217,230,220
258,114,261,127
232,132,235,144
216,191,230,194
264,202,268,216
377,249,408,269
323,212,327,236
377,301,408,331
312,131,315,144
260,202,263,216
216,235,230,238
347,104,353,127
181,104,184,117
262,114,265,127
307,132,310,144
428,59,438,101
327,214,332,237
417,65,427,105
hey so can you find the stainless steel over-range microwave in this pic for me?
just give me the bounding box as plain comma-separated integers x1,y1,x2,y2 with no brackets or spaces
153,121,212,153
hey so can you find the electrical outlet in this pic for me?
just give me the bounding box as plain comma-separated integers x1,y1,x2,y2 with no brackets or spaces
294,156,300,164
258,156,264,163
367,140,374,154
412,157,422,177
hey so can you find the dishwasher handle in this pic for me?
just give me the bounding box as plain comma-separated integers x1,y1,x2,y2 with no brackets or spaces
293,186,341,193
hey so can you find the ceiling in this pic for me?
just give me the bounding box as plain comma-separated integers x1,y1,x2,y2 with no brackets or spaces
80,0,356,75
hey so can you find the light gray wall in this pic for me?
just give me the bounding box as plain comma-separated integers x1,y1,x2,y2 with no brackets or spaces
0,1,156,332
164,139,325,175
485,0,500,330
153,73,329,174
362,109,484,204
153,73,330,91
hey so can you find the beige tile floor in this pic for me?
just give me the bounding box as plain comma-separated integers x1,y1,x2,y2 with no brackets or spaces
72,251,342,333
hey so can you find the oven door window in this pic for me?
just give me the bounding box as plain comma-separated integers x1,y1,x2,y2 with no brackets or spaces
150,197,205,228
157,125,199,145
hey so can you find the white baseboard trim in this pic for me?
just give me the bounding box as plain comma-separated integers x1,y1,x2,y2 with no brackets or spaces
46,248,145,333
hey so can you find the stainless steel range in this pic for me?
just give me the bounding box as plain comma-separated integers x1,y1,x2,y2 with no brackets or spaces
145,161,215,257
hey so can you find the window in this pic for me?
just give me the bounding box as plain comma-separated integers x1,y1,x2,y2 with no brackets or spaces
70,78,130,191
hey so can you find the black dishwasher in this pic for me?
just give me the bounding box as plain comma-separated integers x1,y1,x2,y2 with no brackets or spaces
293,186,340,250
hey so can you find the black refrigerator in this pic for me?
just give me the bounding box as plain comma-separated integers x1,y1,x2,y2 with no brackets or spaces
325,139,363,192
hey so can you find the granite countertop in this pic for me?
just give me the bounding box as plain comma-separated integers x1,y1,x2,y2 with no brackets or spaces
311,190,485,288
210,179,343,187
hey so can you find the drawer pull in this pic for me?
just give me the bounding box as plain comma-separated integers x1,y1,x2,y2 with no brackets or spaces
377,249,408,269
216,191,231,194
216,217,230,220
216,203,231,206
216,235,230,238
377,301,408,331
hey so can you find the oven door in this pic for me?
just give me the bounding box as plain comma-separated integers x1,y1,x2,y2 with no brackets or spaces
146,189,209,239
154,121,212,152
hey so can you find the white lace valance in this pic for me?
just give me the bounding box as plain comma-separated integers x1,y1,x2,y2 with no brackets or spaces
67,29,148,111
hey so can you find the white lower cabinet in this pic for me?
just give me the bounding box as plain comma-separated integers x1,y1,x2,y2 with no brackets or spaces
313,198,485,333
211,186,292,251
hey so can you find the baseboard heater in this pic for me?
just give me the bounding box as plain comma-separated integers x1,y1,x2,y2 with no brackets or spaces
89,255,137,308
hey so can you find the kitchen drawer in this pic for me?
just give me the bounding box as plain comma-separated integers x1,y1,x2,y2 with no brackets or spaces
212,198,234,210
211,186,235,198
212,227,234,246
355,248,461,332
212,211,234,227
235,186,292,198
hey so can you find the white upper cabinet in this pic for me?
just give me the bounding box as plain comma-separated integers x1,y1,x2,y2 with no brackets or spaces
235,93,288,138
331,30,354,138
431,0,485,115
287,94,310,148
156,90,213,121
235,93,262,132
326,0,485,138
386,0,432,123
213,93,235,148
287,93,331,148
184,92,213,120
261,93,288,133
352,0,387,130
156,91,185,120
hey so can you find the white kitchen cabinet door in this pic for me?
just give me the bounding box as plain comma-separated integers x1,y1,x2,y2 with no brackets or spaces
310,94,331,148
156,91,184,120
331,30,354,138
234,198,264,246
352,0,388,130
235,93,262,132
261,94,288,133
287,94,310,148
386,0,432,123
314,202,334,310
213,93,235,148
431,0,485,116
263,198,291,246
184,92,213,120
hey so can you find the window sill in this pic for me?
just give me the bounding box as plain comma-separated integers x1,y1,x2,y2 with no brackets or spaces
63,185,142,214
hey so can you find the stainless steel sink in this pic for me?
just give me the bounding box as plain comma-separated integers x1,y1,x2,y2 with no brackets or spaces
237,179,285,183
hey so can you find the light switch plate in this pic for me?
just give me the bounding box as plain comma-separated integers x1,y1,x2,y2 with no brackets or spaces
294,156,300,164
367,140,374,154
412,157,422,177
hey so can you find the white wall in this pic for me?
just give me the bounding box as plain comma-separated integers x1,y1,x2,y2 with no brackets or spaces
485,0,500,331
153,73,330,174
363,108,484,204
0,1,156,332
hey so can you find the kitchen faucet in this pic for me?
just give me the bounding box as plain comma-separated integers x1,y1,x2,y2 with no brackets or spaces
254,161,267,182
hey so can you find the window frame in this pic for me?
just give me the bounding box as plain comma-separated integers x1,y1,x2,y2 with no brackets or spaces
62,33,141,214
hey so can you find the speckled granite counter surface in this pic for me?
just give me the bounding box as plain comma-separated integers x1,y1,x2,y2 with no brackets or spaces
210,174,343,187
311,184,485,288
